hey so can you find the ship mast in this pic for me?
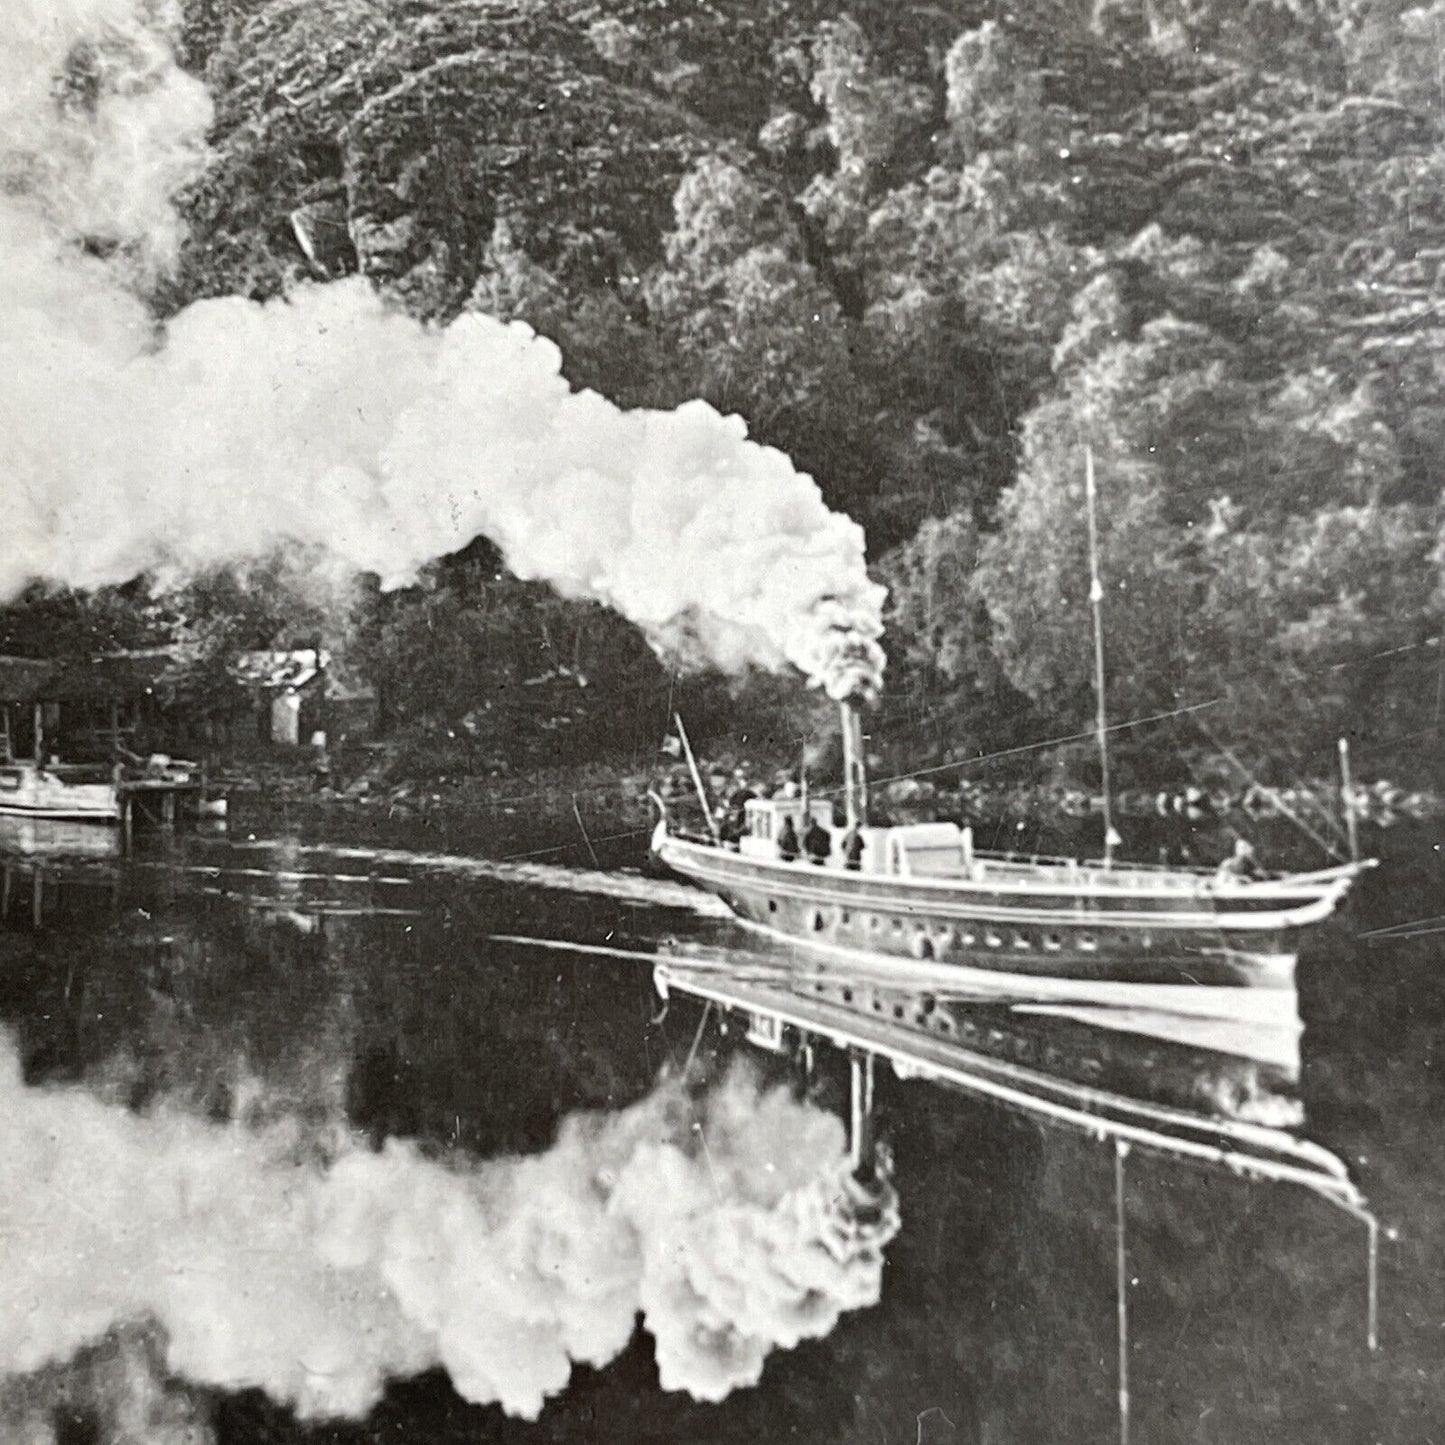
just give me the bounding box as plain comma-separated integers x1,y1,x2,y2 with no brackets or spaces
1085,445,1117,869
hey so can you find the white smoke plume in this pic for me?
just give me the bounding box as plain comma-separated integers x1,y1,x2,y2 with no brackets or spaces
0,0,886,703
0,1034,899,1421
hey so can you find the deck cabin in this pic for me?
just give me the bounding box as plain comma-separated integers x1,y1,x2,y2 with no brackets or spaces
737,797,977,878
738,797,835,858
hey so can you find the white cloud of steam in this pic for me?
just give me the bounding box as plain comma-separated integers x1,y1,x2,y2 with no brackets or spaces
0,1035,899,1421
0,0,886,702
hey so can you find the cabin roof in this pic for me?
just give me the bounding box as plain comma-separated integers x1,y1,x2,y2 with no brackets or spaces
0,650,179,703
229,649,375,701
745,795,832,814
230,648,326,692
0,655,59,702
42,649,176,701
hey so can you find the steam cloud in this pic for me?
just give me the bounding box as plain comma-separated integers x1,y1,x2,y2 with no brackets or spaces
0,1034,899,1419
0,0,885,701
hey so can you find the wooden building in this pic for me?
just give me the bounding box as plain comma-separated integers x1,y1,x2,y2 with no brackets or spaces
0,650,176,763
230,649,377,748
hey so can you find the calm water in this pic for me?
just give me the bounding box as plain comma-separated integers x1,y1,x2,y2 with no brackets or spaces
0,804,1441,1445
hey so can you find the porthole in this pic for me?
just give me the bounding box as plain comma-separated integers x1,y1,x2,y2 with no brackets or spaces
1043,933,1063,952
893,1004,906,1020
810,909,826,932
842,987,854,1003
840,910,851,925
768,899,778,914
1080,934,1098,953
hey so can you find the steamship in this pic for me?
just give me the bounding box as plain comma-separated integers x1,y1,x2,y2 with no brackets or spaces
650,753,1367,993
652,451,1373,999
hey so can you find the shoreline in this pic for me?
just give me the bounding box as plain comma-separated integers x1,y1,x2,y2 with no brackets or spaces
195,744,1438,879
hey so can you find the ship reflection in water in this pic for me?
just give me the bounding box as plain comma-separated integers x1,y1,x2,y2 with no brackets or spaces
0,818,1432,1444
658,936,1308,1132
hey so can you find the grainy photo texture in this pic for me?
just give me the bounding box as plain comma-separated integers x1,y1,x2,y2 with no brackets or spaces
1,1,1441,1442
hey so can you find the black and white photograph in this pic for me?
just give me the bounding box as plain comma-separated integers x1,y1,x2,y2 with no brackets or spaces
1,0,1441,1440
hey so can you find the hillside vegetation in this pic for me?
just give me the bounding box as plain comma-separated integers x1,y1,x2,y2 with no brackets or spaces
12,0,1445,785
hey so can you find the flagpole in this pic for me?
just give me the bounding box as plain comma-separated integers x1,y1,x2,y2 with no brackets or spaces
1085,445,1117,868
674,714,721,844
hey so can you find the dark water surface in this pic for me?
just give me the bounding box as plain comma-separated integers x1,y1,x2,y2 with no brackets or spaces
0,805,1442,1444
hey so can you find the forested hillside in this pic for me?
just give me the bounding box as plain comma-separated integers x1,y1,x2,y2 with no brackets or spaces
12,0,1445,783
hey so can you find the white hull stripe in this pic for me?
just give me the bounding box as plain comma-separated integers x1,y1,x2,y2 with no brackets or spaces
0,802,120,821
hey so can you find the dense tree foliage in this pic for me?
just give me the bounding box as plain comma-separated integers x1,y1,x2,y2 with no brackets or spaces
8,0,1444,782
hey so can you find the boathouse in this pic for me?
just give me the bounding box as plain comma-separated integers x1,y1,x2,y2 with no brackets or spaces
0,650,176,762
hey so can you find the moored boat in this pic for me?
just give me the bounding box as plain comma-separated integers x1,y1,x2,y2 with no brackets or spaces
0,758,120,822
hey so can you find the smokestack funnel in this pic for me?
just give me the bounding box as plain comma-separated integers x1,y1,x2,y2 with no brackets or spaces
840,701,869,829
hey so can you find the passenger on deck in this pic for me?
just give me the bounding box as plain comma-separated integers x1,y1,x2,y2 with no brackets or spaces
803,817,832,866
842,823,865,871
728,771,757,811
777,816,800,862
1215,837,1265,881
717,804,743,849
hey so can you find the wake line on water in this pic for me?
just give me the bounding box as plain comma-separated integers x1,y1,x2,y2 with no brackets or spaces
184,837,729,914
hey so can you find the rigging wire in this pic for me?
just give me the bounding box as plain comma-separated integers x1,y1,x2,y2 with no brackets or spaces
811,696,1226,798
1188,712,1345,861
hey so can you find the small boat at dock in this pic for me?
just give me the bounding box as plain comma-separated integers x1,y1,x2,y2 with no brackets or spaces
0,758,120,821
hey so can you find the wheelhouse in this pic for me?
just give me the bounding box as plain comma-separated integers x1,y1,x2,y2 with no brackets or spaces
740,797,835,858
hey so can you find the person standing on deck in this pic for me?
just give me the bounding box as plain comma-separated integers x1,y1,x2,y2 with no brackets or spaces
777,816,800,862
842,823,865,871
1215,837,1265,881
803,816,832,866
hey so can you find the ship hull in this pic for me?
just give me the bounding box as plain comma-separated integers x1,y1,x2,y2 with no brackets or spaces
655,832,1363,991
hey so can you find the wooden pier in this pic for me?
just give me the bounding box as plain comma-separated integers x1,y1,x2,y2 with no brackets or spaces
117,774,209,845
